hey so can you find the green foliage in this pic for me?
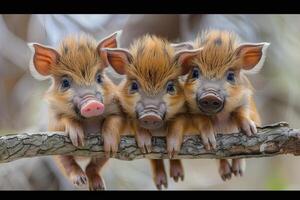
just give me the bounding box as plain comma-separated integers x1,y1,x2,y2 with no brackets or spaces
265,170,288,190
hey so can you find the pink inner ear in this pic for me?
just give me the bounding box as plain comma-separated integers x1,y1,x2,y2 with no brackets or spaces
106,51,129,75
236,44,263,70
175,51,198,75
102,39,117,48
33,45,58,76
243,51,262,70
98,36,118,67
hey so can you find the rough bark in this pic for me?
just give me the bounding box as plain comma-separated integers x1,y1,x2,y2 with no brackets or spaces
0,122,300,163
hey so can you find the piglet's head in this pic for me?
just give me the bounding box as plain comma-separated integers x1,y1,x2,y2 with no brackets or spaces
174,31,270,116
28,30,122,119
103,35,185,130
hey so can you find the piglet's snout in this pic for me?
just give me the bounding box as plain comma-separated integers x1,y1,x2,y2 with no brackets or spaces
139,114,163,127
197,91,224,114
80,99,104,118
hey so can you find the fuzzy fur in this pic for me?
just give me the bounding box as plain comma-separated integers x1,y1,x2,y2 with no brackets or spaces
118,35,186,120
126,35,181,95
29,32,124,190
180,30,269,181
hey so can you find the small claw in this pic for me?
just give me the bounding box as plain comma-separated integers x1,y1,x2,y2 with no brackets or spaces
168,151,173,159
80,176,87,184
171,171,184,182
250,122,257,135
221,175,226,181
67,125,85,147
69,133,79,147
88,176,106,191
208,134,217,150
111,150,117,158
104,150,110,158
180,174,184,181
145,144,152,153
200,135,211,150
173,175,179,182
140,145,147,154
168,149,177,159
239,170,244,177
78,132,85,147
246,128,252,136
233,170,239,177
163,181,168,189
221,174,227,181
221,173,231,181
226,173,232,180
204,143,211,151
156,184,162,190
71,173,88,186
241,119,258,136
156,179,168,190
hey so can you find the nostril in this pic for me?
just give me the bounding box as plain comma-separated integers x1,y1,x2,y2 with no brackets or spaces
213,101,220,106
202,100,209,105
86,108,91,112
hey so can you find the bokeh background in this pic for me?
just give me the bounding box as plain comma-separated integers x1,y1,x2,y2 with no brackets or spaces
0,14,299,190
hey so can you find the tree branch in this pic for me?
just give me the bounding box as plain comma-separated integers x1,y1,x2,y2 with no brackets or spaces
0,122,300,163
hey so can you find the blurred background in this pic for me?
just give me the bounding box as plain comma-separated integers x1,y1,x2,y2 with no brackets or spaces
0,14,299,190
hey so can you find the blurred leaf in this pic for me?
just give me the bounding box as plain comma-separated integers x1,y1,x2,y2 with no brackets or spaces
265,171,288,190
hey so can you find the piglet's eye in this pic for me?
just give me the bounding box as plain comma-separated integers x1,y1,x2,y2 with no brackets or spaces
61,77,71,91
166,81,176,95
130,80,139,93
191,67,200,79
96,73,102,84
226,71,235,83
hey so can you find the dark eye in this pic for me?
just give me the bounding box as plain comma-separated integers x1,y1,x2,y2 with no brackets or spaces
166,81,176,95
192,67,200,79
226,71,235,83
96,73,102,84
61,77,71,90
130,81,139,93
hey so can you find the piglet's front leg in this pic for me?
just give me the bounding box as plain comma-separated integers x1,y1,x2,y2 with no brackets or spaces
150,159,168,190
134,123,152,154
240,119,257,136
62,118,85,147
195,116,216,150
102,115,123,157
170,159,184,182
86,157,108,190
167,115,186,158
234,107,258,136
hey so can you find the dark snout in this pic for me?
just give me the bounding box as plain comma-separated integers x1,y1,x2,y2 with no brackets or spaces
197,90,224,115
138,113,163,130
136,104,166,130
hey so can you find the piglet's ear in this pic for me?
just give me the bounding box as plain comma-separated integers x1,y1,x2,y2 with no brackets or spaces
28,43,60,80
97,30,122,67
234,42,270,73
173,48,202,75
171,42,194,52
101,48,132,75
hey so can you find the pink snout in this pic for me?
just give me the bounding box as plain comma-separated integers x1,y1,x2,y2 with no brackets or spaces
80,100,105,118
